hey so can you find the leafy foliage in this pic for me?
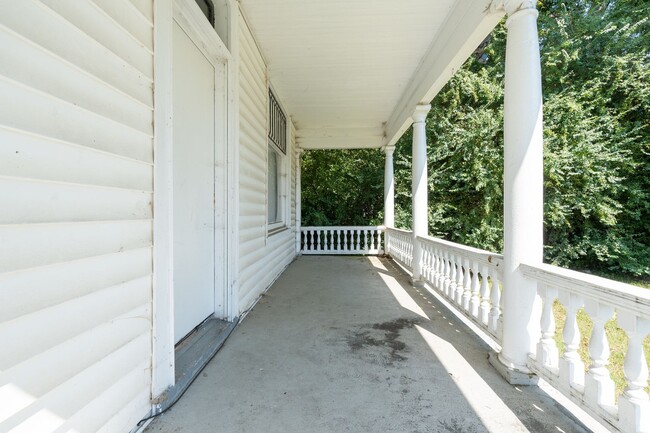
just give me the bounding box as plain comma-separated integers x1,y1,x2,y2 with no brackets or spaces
301,149,385,226
302,0,650,277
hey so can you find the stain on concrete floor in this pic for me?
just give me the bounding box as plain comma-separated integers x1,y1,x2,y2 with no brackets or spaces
344,318,420,365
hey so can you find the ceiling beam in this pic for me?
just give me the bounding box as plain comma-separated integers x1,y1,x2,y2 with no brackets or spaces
297,127,384,150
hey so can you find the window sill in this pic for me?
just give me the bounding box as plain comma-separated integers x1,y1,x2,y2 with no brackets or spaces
267,225,289,237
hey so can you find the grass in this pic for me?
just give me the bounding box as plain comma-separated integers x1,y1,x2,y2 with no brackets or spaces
551,277,650,398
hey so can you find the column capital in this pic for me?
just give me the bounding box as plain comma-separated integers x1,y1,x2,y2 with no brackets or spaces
488,0,536,17
382,145,396,156
411,104,431,124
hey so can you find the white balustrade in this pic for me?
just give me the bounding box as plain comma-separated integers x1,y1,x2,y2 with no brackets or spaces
522,262,650,433
301,226,384,255
416,234,504,342
385,228,413,268
385,228,650,432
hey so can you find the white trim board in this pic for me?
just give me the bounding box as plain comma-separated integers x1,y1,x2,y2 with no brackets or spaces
151,0,236,399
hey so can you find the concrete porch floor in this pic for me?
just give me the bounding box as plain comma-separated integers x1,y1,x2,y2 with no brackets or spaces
145,256,595,433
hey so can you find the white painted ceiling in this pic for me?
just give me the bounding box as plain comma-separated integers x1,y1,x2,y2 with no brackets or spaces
240,0,502,148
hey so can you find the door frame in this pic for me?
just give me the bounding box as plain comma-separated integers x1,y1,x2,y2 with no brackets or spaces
151,0,238,398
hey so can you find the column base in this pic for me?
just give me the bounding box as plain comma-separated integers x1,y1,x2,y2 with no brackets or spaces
488,351,539,386
410,278,425,288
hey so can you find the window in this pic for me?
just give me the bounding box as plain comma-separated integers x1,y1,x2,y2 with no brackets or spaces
267,90,287,230
194,0,214,26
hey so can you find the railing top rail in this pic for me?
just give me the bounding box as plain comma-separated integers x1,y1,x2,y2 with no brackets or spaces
416,235,503,268
301,226,385,231
521,262,650,316
386,227,412,235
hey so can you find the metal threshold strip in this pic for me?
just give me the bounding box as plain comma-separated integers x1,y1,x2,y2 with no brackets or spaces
137,317,239,428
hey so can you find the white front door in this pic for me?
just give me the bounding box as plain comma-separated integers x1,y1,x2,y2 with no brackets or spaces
172,21,216,343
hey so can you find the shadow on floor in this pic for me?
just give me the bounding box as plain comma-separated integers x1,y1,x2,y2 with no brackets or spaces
145,256,593,433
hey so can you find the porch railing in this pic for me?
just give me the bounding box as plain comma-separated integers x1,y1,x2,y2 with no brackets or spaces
522,263,650,433
386,228,503,342
385,227,650,433
385,227,413,268
300,226,384,255
418,234,504,342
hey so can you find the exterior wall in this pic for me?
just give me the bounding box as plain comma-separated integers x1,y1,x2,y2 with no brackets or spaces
291,122,297,230
0,1,153,431
238,10,296,312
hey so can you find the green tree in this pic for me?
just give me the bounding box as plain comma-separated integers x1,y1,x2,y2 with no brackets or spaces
301,0,650,277
301,149,385,226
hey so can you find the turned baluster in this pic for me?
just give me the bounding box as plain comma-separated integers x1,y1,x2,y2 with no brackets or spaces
427,245,434,282
427,245,435,282
497,272,504,338
448,254,457,300
439,250,448,295
488,271,501,335
617,311,650,433
443,251,452,297
420,244,428,281
558,291,585,390
479,264,490,325
315,230,321,252
461,257,472,311
354,229,360,251
396,236,401,260
406,238,410,264
537,285,559,371
583,299,615,410
455,257,464,305
432,248,440,290
469,260,480,317
404,238,408,263
363,229,368,253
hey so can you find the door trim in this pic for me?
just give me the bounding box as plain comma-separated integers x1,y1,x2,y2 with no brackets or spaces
152,0,237,398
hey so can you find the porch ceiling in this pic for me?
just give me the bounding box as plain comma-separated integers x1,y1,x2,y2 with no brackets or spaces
240,0,503,149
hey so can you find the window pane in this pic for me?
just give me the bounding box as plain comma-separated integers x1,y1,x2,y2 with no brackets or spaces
194,0,213,24
268,148,279,223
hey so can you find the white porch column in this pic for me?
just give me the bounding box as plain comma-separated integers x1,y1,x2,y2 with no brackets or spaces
498,0,544,376
295,148,303,254
411,104,431,283
383,145,395,228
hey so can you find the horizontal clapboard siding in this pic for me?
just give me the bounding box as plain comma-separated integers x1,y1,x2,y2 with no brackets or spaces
0,1,153,432
291,122,297,227
238,11,296,311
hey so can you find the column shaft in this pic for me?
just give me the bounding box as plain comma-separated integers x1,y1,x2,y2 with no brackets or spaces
500,6,544,370
411,104,431,282
384,146,395,228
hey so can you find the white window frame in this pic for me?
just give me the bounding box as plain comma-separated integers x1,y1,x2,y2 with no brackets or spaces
266,87,290,235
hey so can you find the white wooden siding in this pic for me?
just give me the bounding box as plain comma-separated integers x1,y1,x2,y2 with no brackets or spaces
0,0,153,432
290,122,297,228
238,11,296,312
